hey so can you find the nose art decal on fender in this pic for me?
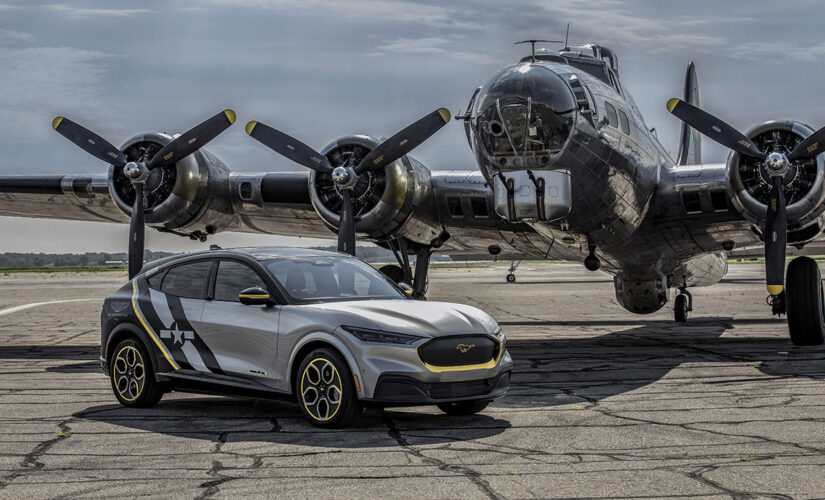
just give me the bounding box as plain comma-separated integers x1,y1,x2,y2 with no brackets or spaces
138,288,225,374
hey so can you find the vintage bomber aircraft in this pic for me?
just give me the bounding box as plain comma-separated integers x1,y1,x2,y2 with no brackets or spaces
2,40,825,346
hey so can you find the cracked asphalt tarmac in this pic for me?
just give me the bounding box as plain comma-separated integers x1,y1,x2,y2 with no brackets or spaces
1,263,824,499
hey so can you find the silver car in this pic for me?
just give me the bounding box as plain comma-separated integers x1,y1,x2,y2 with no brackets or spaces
100,247,511,427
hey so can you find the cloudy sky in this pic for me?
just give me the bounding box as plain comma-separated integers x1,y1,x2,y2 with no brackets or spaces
1,0,823,252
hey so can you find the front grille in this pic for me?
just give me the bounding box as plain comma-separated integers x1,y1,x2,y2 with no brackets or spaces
418,335,498,367
428,379,490,399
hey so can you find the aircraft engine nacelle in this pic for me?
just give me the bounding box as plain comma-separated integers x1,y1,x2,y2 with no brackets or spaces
308,135,443,247
110,132,237,236
728,121,825,241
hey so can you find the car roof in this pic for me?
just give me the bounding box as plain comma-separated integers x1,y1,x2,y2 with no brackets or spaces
141,247,347,274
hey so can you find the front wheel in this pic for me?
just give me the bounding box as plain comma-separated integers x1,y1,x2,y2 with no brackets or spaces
674,294,688,323
506,273,516,283
437,399,491,416
296,348,361,428
110,338,163,407
786,256,825,346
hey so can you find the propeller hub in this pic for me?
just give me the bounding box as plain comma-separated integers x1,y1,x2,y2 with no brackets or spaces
331,166,358,190
123,162,150,184
765,152,790,177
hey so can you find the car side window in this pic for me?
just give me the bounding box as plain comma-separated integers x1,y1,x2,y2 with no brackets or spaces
161,261,212,299
146,269,166,290
214,260,267,302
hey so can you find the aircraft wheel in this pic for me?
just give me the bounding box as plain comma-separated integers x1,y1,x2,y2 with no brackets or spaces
506,273,516,283
786,256,825,346
110,338,162,408
674,294,689,322
378,264,405,284
296,348,361,428
437,399,491,416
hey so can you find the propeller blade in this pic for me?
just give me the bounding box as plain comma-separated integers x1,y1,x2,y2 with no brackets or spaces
245,121,333,173
788,125,825,160
337,189,356,256
666,98,766,160
354,108,451,175
764,176,787,295
52,116,127,167
147,109,236,169
128,183,145,279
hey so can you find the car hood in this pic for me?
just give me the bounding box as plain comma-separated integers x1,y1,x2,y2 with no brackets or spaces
307,299,498,337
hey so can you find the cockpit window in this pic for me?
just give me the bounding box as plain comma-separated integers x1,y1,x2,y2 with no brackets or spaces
266,257,404,303
618,109,630,135
604,102,618,128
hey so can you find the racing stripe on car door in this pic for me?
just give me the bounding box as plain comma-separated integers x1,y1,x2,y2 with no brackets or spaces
138,289,193,370
160,293,227,376
130,281,180,370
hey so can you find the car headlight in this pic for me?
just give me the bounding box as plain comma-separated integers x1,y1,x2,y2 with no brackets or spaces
341,325,425,345
493,326,506,344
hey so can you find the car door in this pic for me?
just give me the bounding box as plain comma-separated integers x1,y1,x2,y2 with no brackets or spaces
142,259,224,374
195,259,282,389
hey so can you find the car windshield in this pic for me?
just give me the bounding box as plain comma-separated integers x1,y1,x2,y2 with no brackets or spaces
266,256,405,303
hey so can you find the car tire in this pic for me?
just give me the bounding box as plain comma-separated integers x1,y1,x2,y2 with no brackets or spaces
296,348,361,428
110,337,163,408
437,399,491,416
786,256,825,346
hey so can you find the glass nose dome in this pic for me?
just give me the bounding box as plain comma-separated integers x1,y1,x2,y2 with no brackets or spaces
472,63,576,170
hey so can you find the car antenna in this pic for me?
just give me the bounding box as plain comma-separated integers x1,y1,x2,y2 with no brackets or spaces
210,244,222,250
514,39,563,63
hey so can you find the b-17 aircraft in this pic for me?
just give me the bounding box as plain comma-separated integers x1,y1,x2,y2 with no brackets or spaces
2,39,825,346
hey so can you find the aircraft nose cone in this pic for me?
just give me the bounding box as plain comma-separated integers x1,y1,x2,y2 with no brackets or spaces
471,63,576,170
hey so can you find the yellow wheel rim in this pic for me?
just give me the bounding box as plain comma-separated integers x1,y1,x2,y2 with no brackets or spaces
113,345,145,402
300,358,342,421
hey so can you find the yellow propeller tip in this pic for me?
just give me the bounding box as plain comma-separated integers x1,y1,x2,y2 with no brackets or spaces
666,98,680,113
767,285,784,295
437,108,451,123
245,121,258,135
224,109,236,124
52,116,64,130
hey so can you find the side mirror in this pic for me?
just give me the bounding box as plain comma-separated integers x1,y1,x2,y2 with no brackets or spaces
398,282,414,296
238,287,275,306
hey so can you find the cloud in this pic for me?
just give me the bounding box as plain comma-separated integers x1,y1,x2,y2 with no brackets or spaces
45,4,150,18
0,28,33,43
539,1,725,52
728,41,825,62
208,0,483,29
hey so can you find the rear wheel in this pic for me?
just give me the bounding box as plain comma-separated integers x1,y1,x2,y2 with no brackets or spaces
786,256,825,346
296,348,361,428
437,399,491,416
110,338,162,407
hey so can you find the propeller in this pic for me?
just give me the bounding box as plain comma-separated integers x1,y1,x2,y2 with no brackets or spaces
246,108,451,256
53,110,236,278
666,98,825,296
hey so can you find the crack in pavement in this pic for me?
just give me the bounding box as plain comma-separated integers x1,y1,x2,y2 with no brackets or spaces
0,417,74,489
383,416,504,500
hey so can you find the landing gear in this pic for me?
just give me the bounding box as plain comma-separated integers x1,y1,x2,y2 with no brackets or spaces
385,238,433,300
785,256,825,346
674,288,693,322
506,260,521,283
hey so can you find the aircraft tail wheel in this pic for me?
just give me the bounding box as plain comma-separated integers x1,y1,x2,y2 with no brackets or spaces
506,273,516,283
786,256,825,346
674,294,689,322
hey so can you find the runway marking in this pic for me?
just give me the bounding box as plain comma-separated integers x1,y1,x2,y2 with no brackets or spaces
0,299,98,316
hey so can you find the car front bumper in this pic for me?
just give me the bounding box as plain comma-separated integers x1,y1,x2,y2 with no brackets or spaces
362,369,510,407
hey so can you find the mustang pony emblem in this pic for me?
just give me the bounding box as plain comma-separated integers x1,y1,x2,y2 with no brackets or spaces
456,343,475,353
